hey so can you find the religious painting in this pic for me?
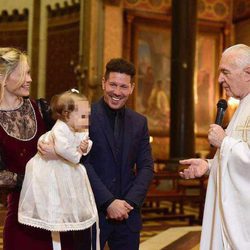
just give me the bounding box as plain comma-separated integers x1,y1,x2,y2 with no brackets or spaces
127,11,222,137
194,31,221,135
133,23,171,136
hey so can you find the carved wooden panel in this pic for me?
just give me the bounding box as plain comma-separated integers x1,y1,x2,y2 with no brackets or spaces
0,9,28,51
46,2,80,101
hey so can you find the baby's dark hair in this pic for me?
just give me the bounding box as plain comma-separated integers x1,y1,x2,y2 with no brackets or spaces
104,58,136,81
50,90,88,122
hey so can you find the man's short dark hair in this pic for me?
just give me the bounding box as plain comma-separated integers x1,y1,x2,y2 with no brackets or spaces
104,58,136,81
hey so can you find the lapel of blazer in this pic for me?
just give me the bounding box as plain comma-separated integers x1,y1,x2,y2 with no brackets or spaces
95,101,119,163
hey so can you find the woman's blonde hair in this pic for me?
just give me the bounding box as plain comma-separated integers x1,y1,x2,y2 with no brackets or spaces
50,90,88,122
0,47,28,101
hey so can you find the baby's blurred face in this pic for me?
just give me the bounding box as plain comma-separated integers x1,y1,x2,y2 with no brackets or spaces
68,100,90,132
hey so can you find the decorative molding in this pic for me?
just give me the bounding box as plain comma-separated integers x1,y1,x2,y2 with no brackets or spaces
124,0,171,14
47,1,80,27
47,1,80,18
104,0,122,6
0,9,28,31
0,8,28,22
197,0,231,22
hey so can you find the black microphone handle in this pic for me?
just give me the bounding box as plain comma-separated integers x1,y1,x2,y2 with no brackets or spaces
211,108,225,147
215,108,226,126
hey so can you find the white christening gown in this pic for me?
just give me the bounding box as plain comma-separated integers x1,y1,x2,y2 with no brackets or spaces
18,120,98,232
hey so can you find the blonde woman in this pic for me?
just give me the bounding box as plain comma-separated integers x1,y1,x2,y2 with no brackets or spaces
0,48,55,250
0,48,78,250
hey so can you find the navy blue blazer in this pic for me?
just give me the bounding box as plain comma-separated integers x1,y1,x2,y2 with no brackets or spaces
83,99,154,231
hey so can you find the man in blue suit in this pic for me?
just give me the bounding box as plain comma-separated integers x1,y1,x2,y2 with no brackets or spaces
83,58,154,250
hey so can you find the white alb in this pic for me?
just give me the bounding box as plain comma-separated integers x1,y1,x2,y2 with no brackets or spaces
201,93,250,250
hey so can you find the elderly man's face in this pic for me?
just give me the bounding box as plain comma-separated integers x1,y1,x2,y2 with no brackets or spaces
218,53,249,100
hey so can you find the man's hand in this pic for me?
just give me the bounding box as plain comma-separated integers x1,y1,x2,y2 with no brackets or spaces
179,158,209,179
37,140,58,160
208,124,226,148
106,199,133,221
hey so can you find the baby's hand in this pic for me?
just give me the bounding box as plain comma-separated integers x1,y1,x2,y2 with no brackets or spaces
80,139,89,154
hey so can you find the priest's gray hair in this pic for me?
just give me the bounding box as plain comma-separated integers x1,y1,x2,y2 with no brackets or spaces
223,44,250,69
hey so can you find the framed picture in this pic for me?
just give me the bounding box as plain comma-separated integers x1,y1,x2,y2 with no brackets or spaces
124,13,172,136
125,11,222,137
134,23,171,136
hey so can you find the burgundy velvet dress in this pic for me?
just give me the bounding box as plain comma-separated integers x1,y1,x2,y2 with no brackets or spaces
0,98,77,250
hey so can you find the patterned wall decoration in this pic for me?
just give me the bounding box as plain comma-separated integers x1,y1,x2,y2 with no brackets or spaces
197,0,230,21
124,0,171,14
0,9,28,51
123,0,231,22
46,2,80,101
233,0,250,22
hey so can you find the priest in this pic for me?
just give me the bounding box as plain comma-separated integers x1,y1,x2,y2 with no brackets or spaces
179,44,250,249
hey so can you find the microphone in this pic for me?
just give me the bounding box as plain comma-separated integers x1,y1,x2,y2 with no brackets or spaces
215,99,228,126
210,99,228,148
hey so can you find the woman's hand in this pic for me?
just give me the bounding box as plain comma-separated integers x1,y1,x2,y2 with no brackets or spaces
37,140,58,160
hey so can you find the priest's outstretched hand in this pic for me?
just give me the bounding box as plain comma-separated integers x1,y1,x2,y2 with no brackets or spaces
179,158,208,179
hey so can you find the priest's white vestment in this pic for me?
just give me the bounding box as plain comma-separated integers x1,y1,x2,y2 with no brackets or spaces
200,93,250,250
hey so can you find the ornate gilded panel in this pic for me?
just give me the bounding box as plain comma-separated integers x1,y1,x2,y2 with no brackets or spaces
123,0,231,22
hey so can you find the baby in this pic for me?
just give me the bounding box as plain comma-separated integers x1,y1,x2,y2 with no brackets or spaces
18,90,98,249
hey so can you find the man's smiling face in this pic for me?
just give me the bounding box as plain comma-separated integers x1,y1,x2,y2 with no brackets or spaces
102,72,134,110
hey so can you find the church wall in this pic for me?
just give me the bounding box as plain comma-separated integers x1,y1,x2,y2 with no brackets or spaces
103,4,123,65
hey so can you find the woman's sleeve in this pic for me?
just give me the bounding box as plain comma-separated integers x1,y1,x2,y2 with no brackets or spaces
0,152,20,190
